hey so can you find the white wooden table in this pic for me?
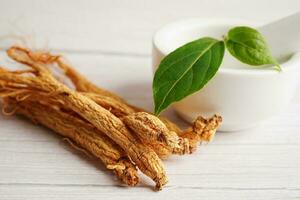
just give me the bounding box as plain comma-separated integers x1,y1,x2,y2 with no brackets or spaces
0,0,299,199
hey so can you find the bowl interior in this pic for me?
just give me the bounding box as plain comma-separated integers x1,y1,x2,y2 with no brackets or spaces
153,18,300,73
153,19,254,56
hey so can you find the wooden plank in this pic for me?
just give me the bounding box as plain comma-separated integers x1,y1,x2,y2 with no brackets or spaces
0,0,299,54
0,185,299,200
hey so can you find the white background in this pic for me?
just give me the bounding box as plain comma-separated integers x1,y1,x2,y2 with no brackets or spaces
0,0,299,199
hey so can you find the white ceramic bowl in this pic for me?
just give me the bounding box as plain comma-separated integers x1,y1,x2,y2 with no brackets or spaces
152,18,300,131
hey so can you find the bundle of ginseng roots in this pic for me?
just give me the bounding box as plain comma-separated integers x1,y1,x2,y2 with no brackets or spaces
0,46,222,190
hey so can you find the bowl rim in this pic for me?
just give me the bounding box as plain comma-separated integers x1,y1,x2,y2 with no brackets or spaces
152,17,300,75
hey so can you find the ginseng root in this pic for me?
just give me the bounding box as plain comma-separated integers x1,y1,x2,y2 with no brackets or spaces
0,46,223,190
0,46,168,189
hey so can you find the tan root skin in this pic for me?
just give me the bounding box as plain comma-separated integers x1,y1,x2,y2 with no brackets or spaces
0,46,222,190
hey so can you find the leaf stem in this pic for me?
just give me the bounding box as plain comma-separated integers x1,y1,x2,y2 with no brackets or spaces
274,64,282,72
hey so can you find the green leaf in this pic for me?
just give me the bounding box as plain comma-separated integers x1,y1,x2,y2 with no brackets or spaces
153,37,225,115
224,26,281,71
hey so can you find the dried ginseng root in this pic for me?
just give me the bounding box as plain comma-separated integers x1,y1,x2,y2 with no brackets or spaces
23,49,222,155
0,46,168,189
4,97,139,186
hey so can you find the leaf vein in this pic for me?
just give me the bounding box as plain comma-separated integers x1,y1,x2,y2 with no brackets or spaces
156,41,218,113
